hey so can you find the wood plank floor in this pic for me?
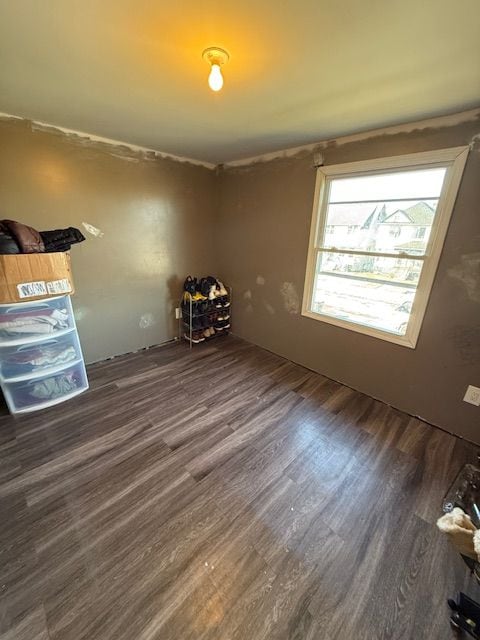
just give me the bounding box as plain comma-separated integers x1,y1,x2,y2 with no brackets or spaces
1,335,479,640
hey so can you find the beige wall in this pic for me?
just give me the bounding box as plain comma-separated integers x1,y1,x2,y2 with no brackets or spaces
217,116,480,442
0,114,479,442
0,118,216,363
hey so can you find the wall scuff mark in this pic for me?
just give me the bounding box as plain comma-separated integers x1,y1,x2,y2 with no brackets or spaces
447,325,480,364
448,252,480,303
470,132,480,151
263,301,275,315
139,313,156,329
73,306,89,322
280,282,300,314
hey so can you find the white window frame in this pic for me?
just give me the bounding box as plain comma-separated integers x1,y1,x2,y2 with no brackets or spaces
302,146,469,348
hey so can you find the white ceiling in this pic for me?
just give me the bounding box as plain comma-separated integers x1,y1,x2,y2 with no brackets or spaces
1,0,479,164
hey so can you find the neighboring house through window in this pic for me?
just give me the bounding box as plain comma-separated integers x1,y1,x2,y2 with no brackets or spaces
302,147,469,347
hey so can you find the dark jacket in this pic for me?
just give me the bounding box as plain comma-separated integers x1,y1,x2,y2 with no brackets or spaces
40,227,86,252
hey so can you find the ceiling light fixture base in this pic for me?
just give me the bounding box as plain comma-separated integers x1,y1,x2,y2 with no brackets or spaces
202,47,230,66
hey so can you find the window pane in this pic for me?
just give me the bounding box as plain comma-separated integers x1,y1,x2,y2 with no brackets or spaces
311,251,424,334
329,167,446,202
321,199,438,255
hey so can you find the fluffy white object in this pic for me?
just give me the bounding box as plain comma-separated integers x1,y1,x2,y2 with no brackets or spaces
474,530,480,561
437,507,477,559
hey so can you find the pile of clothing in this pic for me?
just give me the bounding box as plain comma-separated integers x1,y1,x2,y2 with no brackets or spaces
2,342,77,378
0,307,70,337
181,276,230,344
0,219,85,254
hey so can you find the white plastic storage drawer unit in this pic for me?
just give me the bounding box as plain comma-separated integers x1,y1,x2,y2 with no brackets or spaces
0,295,89,413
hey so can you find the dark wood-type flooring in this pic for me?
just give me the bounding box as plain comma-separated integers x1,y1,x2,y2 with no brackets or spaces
1,335,479,640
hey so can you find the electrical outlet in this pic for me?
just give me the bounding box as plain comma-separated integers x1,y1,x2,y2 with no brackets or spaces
175,307,182,320
463,385,480,407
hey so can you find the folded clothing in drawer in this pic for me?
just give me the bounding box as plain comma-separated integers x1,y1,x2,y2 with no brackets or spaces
1,338,78,377
0,306,70,337
7,363,87,409
30,371,79,400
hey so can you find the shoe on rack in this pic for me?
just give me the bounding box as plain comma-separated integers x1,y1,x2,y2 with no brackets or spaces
182,291,194,309
183,317,199,331
184,330,205,343
217,281,228,297
192,291,207,302
222,298,230,308
208,284,216,301
198,279,209,297
196,302,207,317
195,300,207,314
199,278,211,298
215,317,231,329
182,294,204,317
183,276,197,295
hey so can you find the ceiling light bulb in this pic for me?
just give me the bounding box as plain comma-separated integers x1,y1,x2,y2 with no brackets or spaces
202,47,229,92
208,63,223,92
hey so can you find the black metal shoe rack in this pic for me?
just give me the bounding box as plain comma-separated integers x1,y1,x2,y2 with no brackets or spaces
179,286,231,348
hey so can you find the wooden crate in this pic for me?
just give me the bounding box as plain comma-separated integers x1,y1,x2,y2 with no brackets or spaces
0,253,75,303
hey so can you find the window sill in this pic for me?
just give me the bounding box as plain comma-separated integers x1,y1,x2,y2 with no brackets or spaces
301,308,417,348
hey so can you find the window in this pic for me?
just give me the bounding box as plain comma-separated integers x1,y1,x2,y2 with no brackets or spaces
302,147,469,347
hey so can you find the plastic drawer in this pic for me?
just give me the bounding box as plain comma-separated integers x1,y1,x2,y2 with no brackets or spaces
2,361,88,413
0,295,75,345
0,332,82,381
